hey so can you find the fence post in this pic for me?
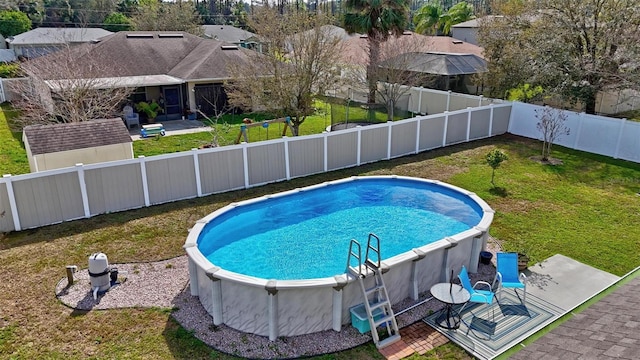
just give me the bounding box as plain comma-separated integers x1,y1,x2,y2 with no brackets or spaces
242,142,250,188
415,117,421,154
478,95,484,107
417,87,424,114
75,163,91,218
283,136,291,180
357,126,362,166
387,121,393,159
613,118,626,159
466,107,472,142
442,111,449,147
488,104,494,137
447,90,452,111
323,132,328,172
573,112,585,149
191,149,202,197
138,156,151,207
2,174,21,231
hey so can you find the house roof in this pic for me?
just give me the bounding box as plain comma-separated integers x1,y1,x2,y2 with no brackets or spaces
202,25,258,43
23,118,131,155
338,32,484,66
7,27,113,45
0,49,16,62
378,52,487,76
35,31,258,86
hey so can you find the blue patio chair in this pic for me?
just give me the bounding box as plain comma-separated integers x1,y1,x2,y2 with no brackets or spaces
458,265,497,320
493,252,527,304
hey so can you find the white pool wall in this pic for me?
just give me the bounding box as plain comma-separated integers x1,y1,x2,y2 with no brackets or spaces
185,175,494,340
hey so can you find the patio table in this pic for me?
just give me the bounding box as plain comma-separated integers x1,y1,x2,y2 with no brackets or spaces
430,283,471,329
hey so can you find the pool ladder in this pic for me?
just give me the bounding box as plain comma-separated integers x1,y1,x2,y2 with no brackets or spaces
346,233,401,349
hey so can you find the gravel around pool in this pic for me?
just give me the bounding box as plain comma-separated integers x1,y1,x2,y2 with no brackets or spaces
56,243,499,358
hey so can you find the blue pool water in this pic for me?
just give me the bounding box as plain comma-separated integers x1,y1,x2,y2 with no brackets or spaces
198,178,483,280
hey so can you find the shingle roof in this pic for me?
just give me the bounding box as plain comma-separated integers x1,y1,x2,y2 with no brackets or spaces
7,27,113,45
23,118,131,155
339,32,485,66
0,49,16,63
202,25,257,43
36,31,258,82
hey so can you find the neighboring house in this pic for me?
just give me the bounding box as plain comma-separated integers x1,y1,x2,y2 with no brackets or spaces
28,31,262,119
378,52,487,93
6,27,113,58
338,32,486,93
202,25,264,53
0,49,16,63
22,118,133,172
451,15,508,46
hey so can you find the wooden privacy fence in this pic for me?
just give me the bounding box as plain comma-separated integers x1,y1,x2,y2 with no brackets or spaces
0,103,512,233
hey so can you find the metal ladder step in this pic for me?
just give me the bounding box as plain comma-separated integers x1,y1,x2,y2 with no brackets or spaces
374,314,397,327
376,334,402,349
368,301,389,312
365,284,384,295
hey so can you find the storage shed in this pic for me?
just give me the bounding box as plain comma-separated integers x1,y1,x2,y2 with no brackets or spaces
23,118,133,172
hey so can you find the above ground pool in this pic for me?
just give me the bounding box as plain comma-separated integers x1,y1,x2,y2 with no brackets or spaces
184,176,494,339
197,177,482,280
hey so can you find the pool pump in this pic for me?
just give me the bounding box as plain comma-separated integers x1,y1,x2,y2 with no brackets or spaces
88,252,111,300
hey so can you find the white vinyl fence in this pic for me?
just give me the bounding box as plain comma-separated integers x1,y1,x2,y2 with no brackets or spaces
509,102,640,163
0,103,512,233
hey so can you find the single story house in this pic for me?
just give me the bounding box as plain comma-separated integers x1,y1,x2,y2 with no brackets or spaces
338,32,486,93
6,27,113,58
23,118,133,172
202,25,264,53
27,31,262,119
378,52,487,93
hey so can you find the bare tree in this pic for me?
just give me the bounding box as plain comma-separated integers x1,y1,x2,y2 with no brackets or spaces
368,34,438,120
225,8,342,136
8,42,133,129
535,105,570,162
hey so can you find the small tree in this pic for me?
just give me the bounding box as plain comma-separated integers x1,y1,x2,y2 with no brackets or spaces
8,42,134,128
103,12,132,32
486,149,508,187
535,106,570,161
0,10,31,37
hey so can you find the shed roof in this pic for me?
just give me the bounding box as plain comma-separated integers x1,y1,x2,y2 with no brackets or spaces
7,27,113,45
23,118,131,155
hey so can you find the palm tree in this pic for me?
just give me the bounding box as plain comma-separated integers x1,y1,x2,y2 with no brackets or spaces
343,0,410,104
413,1,444,35
440,1,474,35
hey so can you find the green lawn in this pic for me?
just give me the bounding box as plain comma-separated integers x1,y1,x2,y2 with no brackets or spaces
0,104,29,175
131,100,398,157
0,100,405,174
1,133,639,359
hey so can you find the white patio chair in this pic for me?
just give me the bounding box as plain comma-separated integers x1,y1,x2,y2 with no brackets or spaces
123,105,140,129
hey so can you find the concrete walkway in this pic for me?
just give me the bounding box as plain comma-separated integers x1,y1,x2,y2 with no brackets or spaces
525,254,620,312
384,255,624,360
129,119,211,140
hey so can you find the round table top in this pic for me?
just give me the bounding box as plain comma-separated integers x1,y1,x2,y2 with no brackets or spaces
430,283,470,305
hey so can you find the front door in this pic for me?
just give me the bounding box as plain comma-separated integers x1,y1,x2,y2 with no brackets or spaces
162,87,181,117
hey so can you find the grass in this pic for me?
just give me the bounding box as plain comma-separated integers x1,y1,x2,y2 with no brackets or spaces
0,104,29,175
0,133,639,359
131,100,398,157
